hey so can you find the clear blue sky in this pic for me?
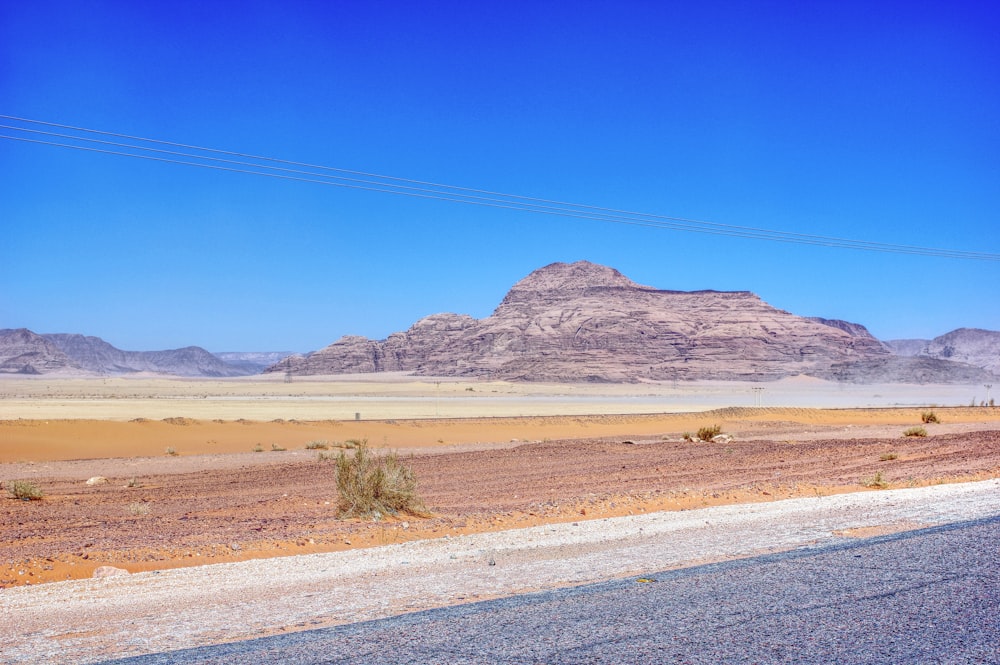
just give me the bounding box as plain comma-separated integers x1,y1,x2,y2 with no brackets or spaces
2,1,997,352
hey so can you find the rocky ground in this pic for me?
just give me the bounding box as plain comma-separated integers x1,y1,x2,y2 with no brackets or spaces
3,424,999,588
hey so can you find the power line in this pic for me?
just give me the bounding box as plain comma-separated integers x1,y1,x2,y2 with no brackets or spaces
2,114,998,261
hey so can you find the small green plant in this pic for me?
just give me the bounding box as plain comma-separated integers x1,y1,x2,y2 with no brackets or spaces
334,439,428,518
903,426,927,437
271,443,287,452
317,450,338,461
252,443,263,453
862,471,889,489
697,425,722,442
126,477,141,488
164,447,178,456
305,440,330,450
6,480,44,500
921,411,939,424
879,452,899,461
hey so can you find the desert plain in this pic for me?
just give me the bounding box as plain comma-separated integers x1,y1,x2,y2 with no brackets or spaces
2,373,999,593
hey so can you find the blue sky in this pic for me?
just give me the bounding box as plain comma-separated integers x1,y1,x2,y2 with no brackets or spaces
2,1,997,352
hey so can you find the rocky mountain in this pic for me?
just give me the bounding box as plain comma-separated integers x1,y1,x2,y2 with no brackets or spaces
886,328,1000,374
266,261,996,383
41,334,254,377
0,328,82,374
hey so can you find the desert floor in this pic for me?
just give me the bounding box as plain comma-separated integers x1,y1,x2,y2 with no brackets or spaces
2,375,999,589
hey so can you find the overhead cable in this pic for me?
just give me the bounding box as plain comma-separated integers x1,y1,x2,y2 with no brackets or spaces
1,114,997,261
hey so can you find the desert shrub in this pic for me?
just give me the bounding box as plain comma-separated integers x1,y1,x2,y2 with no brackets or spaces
164,447,178,456
317,450,337,461
334,439,427,518
343,439,363,449
921,411,939,424
697,425,723,442
305,440,330,450
7,480,44,501
127,502,151,516
879,452,899,461
681,432,694,442
252,443,263,453
271,443,287,452
862,471,889,489
903,426,927,437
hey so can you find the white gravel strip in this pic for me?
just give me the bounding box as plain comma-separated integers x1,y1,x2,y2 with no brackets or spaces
3,479,998,664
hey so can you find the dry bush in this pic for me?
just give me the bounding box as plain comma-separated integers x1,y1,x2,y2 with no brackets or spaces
334,440,428,518
697,425,722,442
305,440,330,450
127,502,151,516
921,411,940,424
862,471,889,489
903,426,927,438
6,480,44,501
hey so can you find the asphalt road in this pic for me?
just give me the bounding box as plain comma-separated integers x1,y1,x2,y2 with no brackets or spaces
103,516,999,665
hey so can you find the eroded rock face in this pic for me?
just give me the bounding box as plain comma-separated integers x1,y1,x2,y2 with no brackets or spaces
269,261,994,383
0,329,80,374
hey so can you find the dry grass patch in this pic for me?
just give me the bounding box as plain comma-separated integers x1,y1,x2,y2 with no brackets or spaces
334,439,428,519
696,425,723,442
6,480,44,501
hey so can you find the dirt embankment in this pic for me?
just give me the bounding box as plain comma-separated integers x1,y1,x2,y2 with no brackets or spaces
3,408,999,589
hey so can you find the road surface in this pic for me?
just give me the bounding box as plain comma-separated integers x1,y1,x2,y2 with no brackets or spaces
102,515,999,664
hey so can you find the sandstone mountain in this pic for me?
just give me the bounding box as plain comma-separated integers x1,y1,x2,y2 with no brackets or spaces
886,328,1000,375
267,261,995,383
0,329,82,374
41,334,253,377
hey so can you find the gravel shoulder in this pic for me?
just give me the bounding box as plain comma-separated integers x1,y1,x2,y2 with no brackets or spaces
4,479,998,664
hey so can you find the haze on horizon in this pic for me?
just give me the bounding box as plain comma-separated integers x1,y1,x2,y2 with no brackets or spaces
2,2,998,353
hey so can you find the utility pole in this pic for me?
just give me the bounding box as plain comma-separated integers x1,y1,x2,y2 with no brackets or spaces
985,384,993,406
751,387,765,408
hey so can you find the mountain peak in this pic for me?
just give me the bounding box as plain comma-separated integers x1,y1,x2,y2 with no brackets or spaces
509,261,651,293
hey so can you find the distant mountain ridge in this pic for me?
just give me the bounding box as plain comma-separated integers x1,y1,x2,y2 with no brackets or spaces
0,329,81,375
886,328,1000,375
213,351,296,374
266,261,998,383
4,262,996,382
0,329,266,377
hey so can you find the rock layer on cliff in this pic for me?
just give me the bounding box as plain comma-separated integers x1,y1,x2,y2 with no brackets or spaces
266,261,993,383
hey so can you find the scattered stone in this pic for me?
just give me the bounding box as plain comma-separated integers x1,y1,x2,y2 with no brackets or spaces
230,543,241,551
85,476,108,486
92,566,129,578
711,434,734,444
